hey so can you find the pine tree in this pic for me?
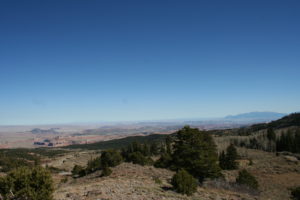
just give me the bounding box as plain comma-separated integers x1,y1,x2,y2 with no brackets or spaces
226,144,239,169
219,151,227,169
276,130,297,153
150,142,160,155
286,130,294,152
142,143,151,156
132,141,142,153
171,126,221,183
294,129,300,153
267,128,276,152
267,128,276,141
154,153,172,168
219,144,238,170
166,135,173,154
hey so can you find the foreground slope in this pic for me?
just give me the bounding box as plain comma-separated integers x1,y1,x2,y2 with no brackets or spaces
51,147,300,200
54,162,254,200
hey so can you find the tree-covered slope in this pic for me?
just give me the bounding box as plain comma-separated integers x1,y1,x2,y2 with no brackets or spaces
64,134,169,150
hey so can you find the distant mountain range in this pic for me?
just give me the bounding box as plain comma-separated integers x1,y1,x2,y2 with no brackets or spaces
224,112,286,122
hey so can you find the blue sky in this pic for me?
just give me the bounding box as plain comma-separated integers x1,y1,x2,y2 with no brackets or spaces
0,0,299,125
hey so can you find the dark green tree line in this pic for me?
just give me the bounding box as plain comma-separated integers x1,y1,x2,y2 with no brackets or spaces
276,129,300,153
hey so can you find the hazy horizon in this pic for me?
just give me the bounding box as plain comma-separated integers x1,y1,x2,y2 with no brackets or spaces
0,111,290,126
1,1,299,125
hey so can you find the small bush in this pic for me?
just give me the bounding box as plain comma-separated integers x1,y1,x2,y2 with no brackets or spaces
236,169,258,190
60,177,68,183
71,165,86,177
101,166,112,177
171,169,198,196
291,186,300,200
153,177,162,184
100,149,123,167
249,159,253,166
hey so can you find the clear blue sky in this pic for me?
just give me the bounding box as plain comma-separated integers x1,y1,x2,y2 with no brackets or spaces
0,0,299,125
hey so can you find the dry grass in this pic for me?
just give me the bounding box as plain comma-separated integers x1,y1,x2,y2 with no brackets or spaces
53,162,255,200
238,148,300,200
